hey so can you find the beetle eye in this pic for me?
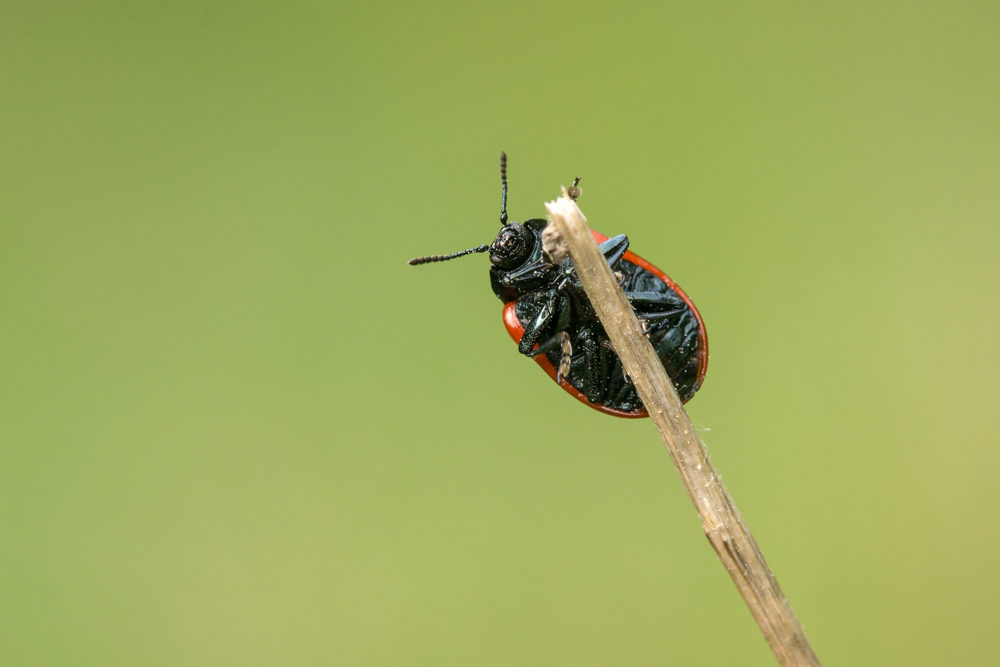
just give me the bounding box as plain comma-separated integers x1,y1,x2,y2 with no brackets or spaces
490,222,534,268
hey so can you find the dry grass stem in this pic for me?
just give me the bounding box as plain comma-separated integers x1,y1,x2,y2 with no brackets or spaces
545,192,821,667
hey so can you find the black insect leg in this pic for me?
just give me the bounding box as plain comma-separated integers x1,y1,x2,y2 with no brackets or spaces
503,255,554,290
519,291,573,354
559,235,630,285
527,331,573,382
597,335,641,410
576,328,602,404
525,295,573,380
626,291,687,316
598,234,630,269
598,338,620,402
517,291,559,355
612,371,639,408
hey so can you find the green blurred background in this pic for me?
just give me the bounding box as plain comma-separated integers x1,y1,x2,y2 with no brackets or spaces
2,1,998,665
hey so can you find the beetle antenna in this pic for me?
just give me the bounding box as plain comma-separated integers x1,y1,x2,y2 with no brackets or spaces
408,244,490,266
500,151,509,226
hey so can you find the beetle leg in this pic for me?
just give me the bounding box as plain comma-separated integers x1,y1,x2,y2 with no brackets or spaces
598,234,630,269
526,328,567,357
518,291,559,355
627,290,687,314
636,308,686,324
597,336,621,404
556,332,572,382
503,255,553,289
556,234,630,286
554,293,571,331
576,328,601,404
526,295,574,380
613,372,638,406
528,331,574,382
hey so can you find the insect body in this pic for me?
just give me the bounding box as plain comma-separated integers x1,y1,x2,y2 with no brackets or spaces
409,154,708,417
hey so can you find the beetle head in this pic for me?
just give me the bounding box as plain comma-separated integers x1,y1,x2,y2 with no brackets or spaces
489,221,535,269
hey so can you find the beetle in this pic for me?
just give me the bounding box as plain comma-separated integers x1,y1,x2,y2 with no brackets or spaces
408,153,708,417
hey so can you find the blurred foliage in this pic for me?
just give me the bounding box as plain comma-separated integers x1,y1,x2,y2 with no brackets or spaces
2,1,999,665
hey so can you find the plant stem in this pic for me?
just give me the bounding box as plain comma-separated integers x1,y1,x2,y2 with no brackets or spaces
545,192,821,667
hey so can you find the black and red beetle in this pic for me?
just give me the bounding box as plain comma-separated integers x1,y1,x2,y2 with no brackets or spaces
409,153,708,417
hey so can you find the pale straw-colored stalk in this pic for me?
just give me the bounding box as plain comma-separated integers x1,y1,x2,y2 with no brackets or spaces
545,192,821,667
